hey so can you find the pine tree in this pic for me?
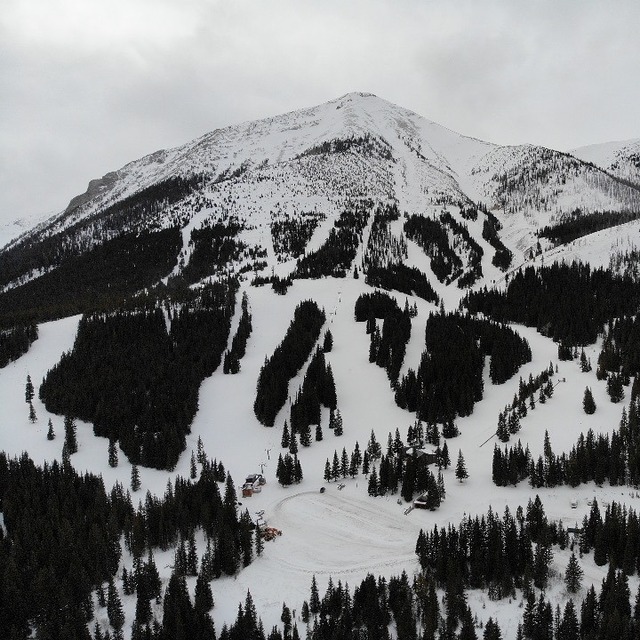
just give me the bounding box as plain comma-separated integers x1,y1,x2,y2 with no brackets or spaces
455,450,469,482
46,418,55,440
441,441,450,468
333,409,343,436
197,435,205,464
131,464,141,492
25,374,34,404
28,401,37,423
289,432,298,455
583,386,596,414
323,459,331,483
323,330,333,353
281,421,290,448
315,423,323,441
564,552,583,593
107,578,125,634
63,415,78,454
108,439,118,468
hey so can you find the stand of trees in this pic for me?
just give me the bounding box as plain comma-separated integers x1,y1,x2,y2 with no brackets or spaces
404,213,463,283
395,311,531,423
482,210,512,270
289,348,337,443
254,300,326,426
0,451,252,639
0,228,183,328
464,262,640,345
223,292,252,374
365,264,439,304
538,208,640,246
182,220,245,284
294,203,370,279
0,323,38,367
40,282,236,469
493,396,640,488
270,213,323,260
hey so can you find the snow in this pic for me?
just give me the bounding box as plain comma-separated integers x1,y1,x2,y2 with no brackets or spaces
2,257,639,638
2,93,640,638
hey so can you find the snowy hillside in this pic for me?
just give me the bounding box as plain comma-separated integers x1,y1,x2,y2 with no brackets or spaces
571,138,640,188
2,94,640,640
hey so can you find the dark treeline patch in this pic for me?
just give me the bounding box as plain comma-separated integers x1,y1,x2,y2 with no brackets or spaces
463,262,640,346
0,227,182,328
0,323,38,367
293,202,370,279
368,303,412,384
296,133,393,161
223,292,253,374
289,348,337,442
494,395,640,489
182,220,245,283
404,213,463,283
538,208,640,245
395,311,531,423
354,290,401,321
365,263,439,304
0,452,252,639
254,300,326,427
440,211,485,286
39,281,236,469
482,210,512,270
597,315,640,381
0,175,204,291
271,213,322,259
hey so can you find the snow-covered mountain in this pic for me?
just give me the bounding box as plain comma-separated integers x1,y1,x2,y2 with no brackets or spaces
571,137,640,188
3,92,639,297
2,93,640,640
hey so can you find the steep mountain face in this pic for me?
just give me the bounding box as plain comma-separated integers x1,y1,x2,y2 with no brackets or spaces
570,137,640,188
1,92,640,324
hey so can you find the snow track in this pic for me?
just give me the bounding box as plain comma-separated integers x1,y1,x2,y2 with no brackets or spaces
266,489,421,576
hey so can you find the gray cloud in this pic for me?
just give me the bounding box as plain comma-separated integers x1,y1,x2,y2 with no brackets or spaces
1,0,639,226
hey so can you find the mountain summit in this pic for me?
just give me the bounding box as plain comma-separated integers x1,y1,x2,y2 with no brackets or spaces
1,92,639,326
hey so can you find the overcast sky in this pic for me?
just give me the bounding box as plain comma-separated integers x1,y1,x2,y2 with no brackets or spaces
1,0,639,227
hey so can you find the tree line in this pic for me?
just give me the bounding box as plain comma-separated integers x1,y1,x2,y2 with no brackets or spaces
254,299,326,426
0,449,254,639
395,311,531,424
464,262,640,346
293,202,370,279
39,281,236,469
0,323,38,367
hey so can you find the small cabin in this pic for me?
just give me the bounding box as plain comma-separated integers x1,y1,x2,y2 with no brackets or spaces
413,494,429,509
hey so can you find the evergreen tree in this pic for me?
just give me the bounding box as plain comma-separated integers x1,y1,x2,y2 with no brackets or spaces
64,415,78,454
281,421,290,449
455,450,469,482
108,439,118,468
323,459,331,483
583,386,597,414
315,423,323,441
25,374,34,404
46,418,55,440
333,409,343,436
131,464,141,492
107,578,125,635
564,552,583,593
323,330,333,353
558,599,579,640
28,401,37,423
190,451,197,479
